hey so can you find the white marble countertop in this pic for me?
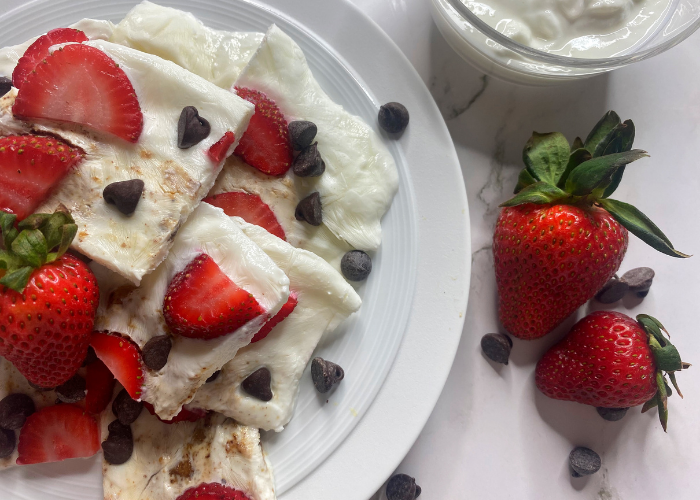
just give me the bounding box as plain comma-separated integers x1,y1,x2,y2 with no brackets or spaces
350,1,700,499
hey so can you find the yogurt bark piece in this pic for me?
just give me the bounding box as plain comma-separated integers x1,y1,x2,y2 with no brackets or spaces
110,1,263,89
102,409,276,500
191,219,361,432
94,203,290,419
0,40,255,284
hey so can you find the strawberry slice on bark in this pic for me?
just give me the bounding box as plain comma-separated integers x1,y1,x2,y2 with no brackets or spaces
16,404,100,465
12,28,88,89
233,87,292,176
177,483,251,500
0,135,82,220
203,191,286,240
142,401,209,425
163,254,265,340
251,293,298,343
90,332,143,400
207,131,236,164
84,358,116,414
13,44,144,143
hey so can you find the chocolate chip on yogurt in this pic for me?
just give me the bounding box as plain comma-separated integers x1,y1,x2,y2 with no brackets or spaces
386,473,421,500
0,393,36,430
112,389,143,426
102,419,133,465
0,76,12,97
292,142,325,177
569,447,601,477
620,267,655,297
177,106,211,149
340,250,372,281
55,374,87,404
594,276,629,304
378,102,409,134
481,333,513,365
288,120,317,151
311,357,344,394
295,192,322,226
242,367,273,401
596,407,628,422
0,427,15,459
103,179,145,215
142,335,172,371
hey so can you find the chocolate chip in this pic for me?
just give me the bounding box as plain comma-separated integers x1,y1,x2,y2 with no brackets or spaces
620,267,655,297
0,77,12,97
0,428,15,458
481,333,513,365
288,120,317,151
142,335,172,371
102,420,133,465
378,102,409,134
595,278,629,304
55,374,86,404
311,357,344,393
340,250,372,281
177,106,211,149
241,367,273,401
292,142,325,177
386,474,421,500
295,192,322,226
82,346,98,367
0,393,35,430
112,389,143,425
103,179,145,216
206,370,221,383
596,407,628,422
569,447,601,477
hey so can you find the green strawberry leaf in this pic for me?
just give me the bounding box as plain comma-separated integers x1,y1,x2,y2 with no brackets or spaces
600,121,635,198
42,212,74,252
0,211,18,249
584,111,621,154
668,372,683,399
0,249,23,270
46,223,77,263
514,168,538,194
0,266,33,292
557,148,591,189
523,132,570,186
500,182,568,207
637,314,669,343
572,136,584,151
651,344,683,372
17,213,52,231
599,199,690,258
11,229,47,268
656,371,668,432
564,150,648,197
641,395,658,413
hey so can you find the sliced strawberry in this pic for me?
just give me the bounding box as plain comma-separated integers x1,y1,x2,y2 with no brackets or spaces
142,401,209,425
13,44,143,143
12,28,88,89
0,135,82,220
163,254,265,340
233,87,292,176
177,483,251,500
207,131,235,164
84,359,116,414
16,404,100,465
90,332,143,400
251,293,298,343
203,191,286,240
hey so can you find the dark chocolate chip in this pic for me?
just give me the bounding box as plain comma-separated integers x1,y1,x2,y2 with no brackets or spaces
0,393,35,430
107,419,132,439
378,102,409,134
292,142,325,177
481,333,513,365
103,179,145,216
206,370,221,383
102,420,133,465
177,106,211,149
0,427,15,458
288,120,317,151
595,278,629,304
142,335,172,371
340,250,372,281
0,76,11,97
569,447,601,477
620,267,655,296
55,374,86,404
596,407,628,422
241,367,273,401
82,345,98,367
386,473,420,500
311,357,344,394
295,192,322,226
112,389,143,425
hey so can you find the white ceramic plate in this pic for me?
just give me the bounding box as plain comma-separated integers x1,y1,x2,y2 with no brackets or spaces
0,1,470,499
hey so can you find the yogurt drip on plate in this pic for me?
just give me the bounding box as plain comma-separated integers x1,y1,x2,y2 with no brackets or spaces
463,0,673,57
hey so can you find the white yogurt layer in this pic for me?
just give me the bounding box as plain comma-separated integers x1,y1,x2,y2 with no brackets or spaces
102,410,276,500
94,203,290,420
110,1,263,89
192,220,361,431
0,40,255,284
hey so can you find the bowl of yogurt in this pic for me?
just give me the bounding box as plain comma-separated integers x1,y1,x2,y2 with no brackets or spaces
431,0,700,84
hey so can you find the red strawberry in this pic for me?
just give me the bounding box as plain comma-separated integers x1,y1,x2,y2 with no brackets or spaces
203,191,286,240
13,44,143,143
142,401,209,425
494,112,687,339
251,293,297,343
90,332,143,400
12,28,88,89
84,359,116,414
16,404,100,464
163,254,265,340
177,483,251,500
233,87,292,176
208,131,236,164
0,135,83,220
536,311,689,431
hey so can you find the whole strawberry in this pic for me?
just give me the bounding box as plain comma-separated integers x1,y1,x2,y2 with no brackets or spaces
0,210,99,388
494,111,687,339
536,311,690,431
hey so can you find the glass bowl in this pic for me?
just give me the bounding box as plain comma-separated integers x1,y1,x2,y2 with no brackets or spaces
431,0,700,85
